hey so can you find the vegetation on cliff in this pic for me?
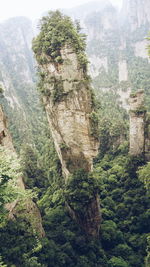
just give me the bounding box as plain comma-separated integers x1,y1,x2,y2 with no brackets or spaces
64,169,99,214
0,7,150,267
1,131,149,267
0,147,34,227
32,11,88,68
0,148,20,226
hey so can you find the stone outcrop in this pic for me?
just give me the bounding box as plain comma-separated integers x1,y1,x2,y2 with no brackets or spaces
66,194,101,238
129,90,150,159
64,0,150,113
42,45,99,179
129,90,145,156
0,104,45,237
36,42,101,237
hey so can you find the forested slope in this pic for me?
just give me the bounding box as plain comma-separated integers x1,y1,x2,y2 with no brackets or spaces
0,1,149,267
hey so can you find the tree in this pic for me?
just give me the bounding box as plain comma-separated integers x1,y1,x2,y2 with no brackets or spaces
0,148,21,225
108,256,129,267
145,235,150,267
32,10,88,69
0,255,7,267
137,162,150,192
0,147,33,226
147,34,150,57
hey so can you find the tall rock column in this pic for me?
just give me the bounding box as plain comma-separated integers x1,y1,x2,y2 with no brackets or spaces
145,115,150,161
33,11,101,237
129,90,146,156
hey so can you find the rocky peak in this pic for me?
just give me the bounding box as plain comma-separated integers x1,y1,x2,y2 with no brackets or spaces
130,90,149,157
33,11,101,237
42,45,99,179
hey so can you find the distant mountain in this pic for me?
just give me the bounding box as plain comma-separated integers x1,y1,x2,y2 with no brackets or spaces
63,0,112,20
0,0,150,149
65,0,150,111
0,17,44,149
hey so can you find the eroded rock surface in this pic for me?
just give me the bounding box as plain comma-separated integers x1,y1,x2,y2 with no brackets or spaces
35,38,101,237
129,90,145,156
42,46,99,179
129,90,150,160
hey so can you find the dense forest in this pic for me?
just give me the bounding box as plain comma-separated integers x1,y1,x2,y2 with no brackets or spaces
0,1,150,267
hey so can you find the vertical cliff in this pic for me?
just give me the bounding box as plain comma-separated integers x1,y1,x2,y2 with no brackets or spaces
41,44,99,178
129,90,146,156
121,0,150,30
63,0,150,113
145,114,150,160
129,89,150,160
0,17,43,148
0,104,44,237
33,11,101,237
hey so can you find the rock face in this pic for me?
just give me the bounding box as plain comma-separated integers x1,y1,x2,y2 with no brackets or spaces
64,0,150,112
0,17,42,147
0,104,45,237
129,90,145,155
129,90,150,159
145,116,150,161
34,18,101,236
121,0,150,30
66,194,101,237
42,45,99,179
41,45,101,237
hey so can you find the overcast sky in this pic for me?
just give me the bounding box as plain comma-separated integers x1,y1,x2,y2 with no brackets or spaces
0,0,122,22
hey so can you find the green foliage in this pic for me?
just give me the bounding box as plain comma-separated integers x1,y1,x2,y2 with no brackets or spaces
20,144,48,193
52,78,64,103
137,162,150,192
94,153,149,267
147,33,150,58
65,169,99,214
0,219,42,267
128,57,150,93
0,85,4,97
0,255,7,267
33,11,89,104
33,10,88,69
119,81,131,92
146,235,150,267
1,143,149,267
0,148,21,225
89,111,99,139
93,67,118,89
108,256,129,267
23,256,46,267
1,10,150,267
97,112,128,158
